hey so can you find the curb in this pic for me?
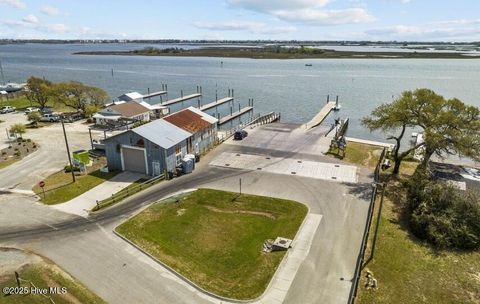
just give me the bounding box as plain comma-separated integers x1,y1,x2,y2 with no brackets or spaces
112,191,312,304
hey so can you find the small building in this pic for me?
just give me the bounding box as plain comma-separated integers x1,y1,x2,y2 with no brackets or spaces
118,91,169,119
104,119,191,175
164,106,218,154
103,107,218,176
118,92,144,103
93,102,150,126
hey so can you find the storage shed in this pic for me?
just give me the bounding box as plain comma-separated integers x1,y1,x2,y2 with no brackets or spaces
104,119,191,176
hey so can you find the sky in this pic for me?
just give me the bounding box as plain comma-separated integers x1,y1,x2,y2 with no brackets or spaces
0,0,479,41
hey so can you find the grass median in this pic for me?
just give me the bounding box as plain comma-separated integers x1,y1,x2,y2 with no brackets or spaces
116,188,308,300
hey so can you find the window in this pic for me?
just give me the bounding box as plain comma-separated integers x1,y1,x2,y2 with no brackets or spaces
136,139,145,147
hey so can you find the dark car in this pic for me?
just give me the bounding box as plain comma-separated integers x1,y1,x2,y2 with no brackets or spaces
234,130,248,140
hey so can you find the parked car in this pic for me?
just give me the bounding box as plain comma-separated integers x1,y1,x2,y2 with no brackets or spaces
234,130,248,140
40,113,60,122
0,106,16,114
24,107,39,114
40,107,54,115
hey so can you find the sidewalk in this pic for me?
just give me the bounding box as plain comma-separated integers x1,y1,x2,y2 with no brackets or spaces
52,171,146,217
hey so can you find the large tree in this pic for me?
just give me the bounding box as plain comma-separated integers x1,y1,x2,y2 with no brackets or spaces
362,89,480,175
56,81,109,111
25,77,54,109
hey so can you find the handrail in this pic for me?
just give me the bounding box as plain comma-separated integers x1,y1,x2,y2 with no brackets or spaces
348,147,386,304
92,174,165,211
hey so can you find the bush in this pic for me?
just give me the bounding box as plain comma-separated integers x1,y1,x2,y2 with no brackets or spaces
406,172,480,250
64,165,80,172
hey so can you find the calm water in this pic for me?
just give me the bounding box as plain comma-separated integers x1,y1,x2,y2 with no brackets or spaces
1,43,480,141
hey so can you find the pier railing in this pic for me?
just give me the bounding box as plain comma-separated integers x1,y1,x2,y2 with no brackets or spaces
348,147,386,304
92,174,165,212
217,112,281,142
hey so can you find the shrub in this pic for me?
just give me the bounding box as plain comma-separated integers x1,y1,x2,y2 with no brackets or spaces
64,165,80,172
406,172,480,250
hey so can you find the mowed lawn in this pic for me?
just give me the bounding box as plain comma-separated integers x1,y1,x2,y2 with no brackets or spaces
357,182,480,304
116,188,308,300
32,159,117,205
1,260,105,304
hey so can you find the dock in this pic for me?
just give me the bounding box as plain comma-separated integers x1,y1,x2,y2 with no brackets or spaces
218,106,253,125
162,93,202,107
303,101,336,129
346,137,394,150
199,97,233,111
143,90,167,99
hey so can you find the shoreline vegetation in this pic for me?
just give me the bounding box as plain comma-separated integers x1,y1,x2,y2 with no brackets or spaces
74,46,480,59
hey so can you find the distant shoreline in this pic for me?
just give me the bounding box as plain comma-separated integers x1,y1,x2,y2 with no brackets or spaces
73,47,480,59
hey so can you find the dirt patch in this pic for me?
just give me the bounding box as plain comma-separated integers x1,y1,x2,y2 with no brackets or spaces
203,205,276,219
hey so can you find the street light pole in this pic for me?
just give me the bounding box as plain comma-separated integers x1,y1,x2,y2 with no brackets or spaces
61,119,75,183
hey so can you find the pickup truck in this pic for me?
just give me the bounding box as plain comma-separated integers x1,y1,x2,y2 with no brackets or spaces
40,113,61,122
0,106,16,114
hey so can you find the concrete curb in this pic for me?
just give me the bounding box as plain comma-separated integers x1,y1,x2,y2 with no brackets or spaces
112,191,314,304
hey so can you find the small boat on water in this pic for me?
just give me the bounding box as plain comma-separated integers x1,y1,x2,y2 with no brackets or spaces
0,60,25,93
305,63,313,67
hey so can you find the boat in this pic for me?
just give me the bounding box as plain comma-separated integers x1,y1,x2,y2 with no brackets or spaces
0,60,25,93
305,64,313,67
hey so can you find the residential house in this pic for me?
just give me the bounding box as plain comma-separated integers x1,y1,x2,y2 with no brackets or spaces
93,102,150,126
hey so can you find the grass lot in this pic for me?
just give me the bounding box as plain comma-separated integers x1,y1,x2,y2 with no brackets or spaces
32,159,117,205
0,96,71,112
116,189,308,300
357,170,480,303
1,251,105,303
327,142,384,168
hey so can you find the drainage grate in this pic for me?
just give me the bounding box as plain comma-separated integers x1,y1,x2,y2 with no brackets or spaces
331,176,337,180
297,160,302,163
334,165,340,168
257,168,262,170
266,157,271,160
225,164,230,166
291,172,297,175
236,154,241,156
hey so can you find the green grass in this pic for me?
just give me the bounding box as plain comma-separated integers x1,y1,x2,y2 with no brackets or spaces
326,142,383,168
1,259,105,303
357,180,480,303
0,96,71,112
32,160,118,205
116,189,308,300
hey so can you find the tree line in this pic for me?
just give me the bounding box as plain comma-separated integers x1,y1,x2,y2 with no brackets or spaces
25,76,109,114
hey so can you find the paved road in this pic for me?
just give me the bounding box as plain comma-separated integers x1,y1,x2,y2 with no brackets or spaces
1,123,373,304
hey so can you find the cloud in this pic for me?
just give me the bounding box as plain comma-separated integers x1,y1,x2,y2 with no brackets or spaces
275,8,375,25
365,19,480,40
0,0,25,9
226,0,374,26
194,21,296,35
44,23,68,33
22,14,39,24
227,0,330,12
41,5,63,16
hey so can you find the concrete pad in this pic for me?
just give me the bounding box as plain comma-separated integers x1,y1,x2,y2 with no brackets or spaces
210,152,357,183
52,171,146,217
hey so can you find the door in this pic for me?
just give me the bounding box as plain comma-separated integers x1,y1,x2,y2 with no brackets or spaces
122,146,147,174
152,161,161,176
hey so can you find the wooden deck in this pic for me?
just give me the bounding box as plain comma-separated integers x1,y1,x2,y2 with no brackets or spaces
199,97,233,111
303,101,336,129
161,93,202,107
218,106,253,125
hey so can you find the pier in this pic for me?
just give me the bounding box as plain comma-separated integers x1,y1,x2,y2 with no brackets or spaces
199,97,233,111
218,106,253,125
303,101,336,129
143,90,167,99
162,93,202,107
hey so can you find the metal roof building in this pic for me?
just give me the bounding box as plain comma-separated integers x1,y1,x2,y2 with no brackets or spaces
132,119,191,149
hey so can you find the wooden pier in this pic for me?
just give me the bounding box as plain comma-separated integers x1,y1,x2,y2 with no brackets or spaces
199,97,233,111
303,101,336,130
218,106,253,125
143,90,167,99
162,93,202,107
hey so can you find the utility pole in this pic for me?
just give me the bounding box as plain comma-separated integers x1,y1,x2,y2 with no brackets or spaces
239,178,242,195
61,119,76,182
